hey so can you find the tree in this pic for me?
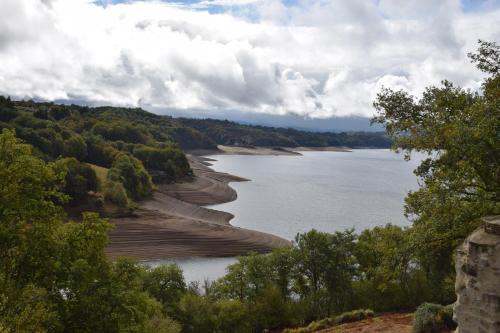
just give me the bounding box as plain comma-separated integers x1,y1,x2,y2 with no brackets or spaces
56,158,98,203
108,154,153,200
0,129,180,332
63,135,88,161
292,230,356,319
354,224,429,311
104,180,129,208
144,264,187,319
371,40,500,301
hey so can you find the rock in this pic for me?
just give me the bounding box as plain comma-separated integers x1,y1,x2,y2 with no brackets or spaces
454,216,500,333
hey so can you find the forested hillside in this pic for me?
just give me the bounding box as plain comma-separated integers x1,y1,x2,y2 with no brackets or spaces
176,118,391,148
0,99,193,213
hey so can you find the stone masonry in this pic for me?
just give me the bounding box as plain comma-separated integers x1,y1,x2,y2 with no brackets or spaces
454,216,500,333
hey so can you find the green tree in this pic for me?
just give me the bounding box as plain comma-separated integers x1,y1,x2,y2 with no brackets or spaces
63,135,88,161
354,224,429,311
372,40,500,302
108,154,153,200
144,264,187,319
56,158,98,203
212,299,251,333
292,230,357,319
0,129,179,332
104,180,129,208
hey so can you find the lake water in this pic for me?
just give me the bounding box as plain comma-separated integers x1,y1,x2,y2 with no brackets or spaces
149,149,423,282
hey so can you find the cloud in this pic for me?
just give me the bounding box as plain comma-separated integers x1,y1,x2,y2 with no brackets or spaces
0,0,498,118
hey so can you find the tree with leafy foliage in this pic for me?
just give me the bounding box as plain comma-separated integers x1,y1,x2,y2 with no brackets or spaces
292,229,357,320
144,264,187,319
372,40,500,302
0,129,180,333
108,154,154,201
63,134,88,161
56,157,98,203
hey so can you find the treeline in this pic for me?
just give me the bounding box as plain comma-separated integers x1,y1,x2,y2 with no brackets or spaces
0,98,192,213
177,118,392,148
0,130,452,332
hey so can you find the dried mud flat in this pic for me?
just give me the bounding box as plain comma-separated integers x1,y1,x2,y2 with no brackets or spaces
106,155,290,260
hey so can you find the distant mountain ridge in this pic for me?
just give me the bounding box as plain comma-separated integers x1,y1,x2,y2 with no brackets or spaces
1,98,391,150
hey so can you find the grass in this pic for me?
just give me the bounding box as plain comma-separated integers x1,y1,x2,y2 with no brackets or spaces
282,309,375,333
87,163,108,190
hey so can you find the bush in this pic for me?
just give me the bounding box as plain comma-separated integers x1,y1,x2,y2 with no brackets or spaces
86,141,120,168
103,180,129,208
57,158,98,202
412,303,456,333
108,154,153,200
0,106,18,122
132,145,191,181
63,135,88,160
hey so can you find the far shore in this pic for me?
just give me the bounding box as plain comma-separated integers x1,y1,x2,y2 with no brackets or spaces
187,144,351,156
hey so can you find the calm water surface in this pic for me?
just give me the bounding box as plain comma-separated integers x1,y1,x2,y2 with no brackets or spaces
150,149,422,282
209,149,421,239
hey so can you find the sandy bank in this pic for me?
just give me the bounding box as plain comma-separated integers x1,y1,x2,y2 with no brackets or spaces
188,145,301,156
293,146,351,152
106,155,290,260
188,145,351,156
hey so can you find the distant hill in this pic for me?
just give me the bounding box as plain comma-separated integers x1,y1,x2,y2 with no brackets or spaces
156,107,384,132
1,98,391,152
176,117,392,149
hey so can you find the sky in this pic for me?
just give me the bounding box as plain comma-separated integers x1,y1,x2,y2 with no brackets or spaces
0,0,499,120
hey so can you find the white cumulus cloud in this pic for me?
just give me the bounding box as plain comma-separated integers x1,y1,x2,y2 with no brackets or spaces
0,0,498,118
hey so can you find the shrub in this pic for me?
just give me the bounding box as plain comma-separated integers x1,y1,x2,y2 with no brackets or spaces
108,154,153,200
49,106,71,120
63,135,88,161
438,305,456,331
103,180,129,208
57,158,98,203
0,106,17,122
412,303,456,333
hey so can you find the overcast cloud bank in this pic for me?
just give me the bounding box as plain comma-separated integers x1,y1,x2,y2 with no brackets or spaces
0,0,499,118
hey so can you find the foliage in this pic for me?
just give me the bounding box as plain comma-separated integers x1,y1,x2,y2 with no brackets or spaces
63,134,88,160
178,117,392,148
412,303,456,333
108,154,153,200
292,229,357,319
144,264,187,318
103,180,129,208
132,145,191,181
0,97,17,122
0,101,193,210
56,157,98,203
353,224,431,311
372,40,500,302
0,129,180,333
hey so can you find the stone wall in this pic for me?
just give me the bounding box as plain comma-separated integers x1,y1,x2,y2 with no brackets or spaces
454,216,500,333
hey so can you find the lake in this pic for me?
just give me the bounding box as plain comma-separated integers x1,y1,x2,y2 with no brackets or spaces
149,149,423,282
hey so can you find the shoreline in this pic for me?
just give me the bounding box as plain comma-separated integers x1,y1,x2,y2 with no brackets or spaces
106,154,291,260
187,144,351,156
106,145,352,260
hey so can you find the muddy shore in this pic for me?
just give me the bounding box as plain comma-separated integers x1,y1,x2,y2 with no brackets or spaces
106,154,291,260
